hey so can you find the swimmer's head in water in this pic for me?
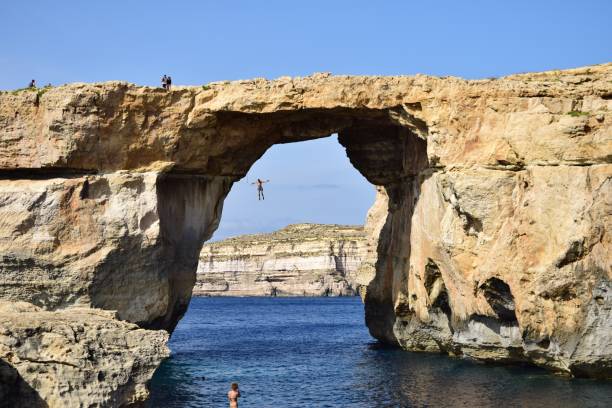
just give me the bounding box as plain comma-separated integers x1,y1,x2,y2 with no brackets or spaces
231,382,239,390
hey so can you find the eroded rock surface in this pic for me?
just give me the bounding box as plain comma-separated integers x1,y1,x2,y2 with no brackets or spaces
0,63,611,405
0,301,169,407
0,172,231,331
195,224,366,296
364,165,611,377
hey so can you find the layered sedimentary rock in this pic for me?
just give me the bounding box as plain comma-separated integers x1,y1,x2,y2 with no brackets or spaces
0,63,610,405
195,223,366,296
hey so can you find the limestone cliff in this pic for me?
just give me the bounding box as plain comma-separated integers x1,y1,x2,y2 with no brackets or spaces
195,224,366,296
0,63,610,405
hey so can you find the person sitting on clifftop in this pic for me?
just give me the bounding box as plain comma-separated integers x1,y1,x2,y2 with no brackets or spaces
28,79,36,88
251,178,270,200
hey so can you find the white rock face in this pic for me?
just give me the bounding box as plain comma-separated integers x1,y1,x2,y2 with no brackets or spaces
195,224,366,296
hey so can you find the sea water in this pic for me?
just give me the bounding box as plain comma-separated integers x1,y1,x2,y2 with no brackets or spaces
149,297,612,407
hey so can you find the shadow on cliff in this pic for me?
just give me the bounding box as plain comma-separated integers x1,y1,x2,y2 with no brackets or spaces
0,359,48,408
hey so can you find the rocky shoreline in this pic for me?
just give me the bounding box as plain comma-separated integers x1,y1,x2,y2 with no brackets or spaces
0,64,610,406
195,224,366,297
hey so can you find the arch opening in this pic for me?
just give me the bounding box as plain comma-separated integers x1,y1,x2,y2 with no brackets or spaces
195,134,375,298
149,112,432,403
165,111,430,338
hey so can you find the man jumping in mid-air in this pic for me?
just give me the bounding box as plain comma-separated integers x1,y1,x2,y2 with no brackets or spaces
252,178,270,200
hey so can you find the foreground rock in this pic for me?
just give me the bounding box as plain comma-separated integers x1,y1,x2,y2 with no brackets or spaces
195,224,366,296
0,63,610,404
0,301,169,407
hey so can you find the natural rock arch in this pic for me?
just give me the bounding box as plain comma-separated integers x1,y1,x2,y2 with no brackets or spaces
0,64,610,405
104,108,429,333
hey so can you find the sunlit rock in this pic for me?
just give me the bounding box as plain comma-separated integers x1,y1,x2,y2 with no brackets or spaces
0,63,610,405
195,224,366,296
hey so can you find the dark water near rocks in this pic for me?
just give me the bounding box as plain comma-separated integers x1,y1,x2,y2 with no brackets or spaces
149,297,612,407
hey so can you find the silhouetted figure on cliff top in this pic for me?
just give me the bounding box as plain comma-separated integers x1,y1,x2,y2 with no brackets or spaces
252,178,270,200
161,75,168,90
28,79,36,88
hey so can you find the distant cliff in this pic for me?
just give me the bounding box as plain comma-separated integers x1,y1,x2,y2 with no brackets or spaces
194,224,367,296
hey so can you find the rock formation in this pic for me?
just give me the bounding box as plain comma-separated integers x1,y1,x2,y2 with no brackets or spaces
195,223,366,296
0,301,168,407
0,63,610,405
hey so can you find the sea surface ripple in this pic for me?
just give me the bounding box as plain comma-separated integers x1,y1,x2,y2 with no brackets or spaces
149,297,612,407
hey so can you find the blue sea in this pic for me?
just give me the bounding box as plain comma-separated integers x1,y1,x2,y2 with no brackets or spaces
149,297,612,407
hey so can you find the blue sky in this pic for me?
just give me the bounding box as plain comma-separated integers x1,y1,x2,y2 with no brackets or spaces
1,1,610,239
215,135,373,240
